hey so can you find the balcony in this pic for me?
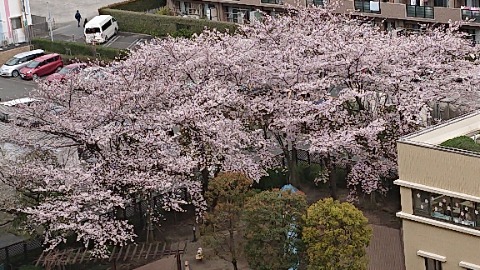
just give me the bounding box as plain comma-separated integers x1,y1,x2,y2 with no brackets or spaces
462,7,480,22
406,5,434,18
354,0,381,13
261,0,283,3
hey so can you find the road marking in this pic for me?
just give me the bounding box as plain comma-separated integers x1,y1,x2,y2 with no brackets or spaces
127,39,141,50
103,36,120,47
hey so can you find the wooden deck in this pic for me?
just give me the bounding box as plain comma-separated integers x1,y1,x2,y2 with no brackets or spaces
367,225,406,270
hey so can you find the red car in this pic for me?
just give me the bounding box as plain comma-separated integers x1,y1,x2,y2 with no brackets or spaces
46,63,87,83
20,53,63,80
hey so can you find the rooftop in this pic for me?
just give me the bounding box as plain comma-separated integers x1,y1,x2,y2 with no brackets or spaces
399,111,480,155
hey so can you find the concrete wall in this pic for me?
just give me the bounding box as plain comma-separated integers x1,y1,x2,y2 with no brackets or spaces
403,219,480,270
0,45,30,66
397,142,480,198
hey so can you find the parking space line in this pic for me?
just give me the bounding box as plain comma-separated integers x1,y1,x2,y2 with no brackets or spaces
103,36,120,47
127,39,141,50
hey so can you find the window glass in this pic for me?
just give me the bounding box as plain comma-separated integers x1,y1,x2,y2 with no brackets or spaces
412,189,479,229
451,198,475,227
424,258,442,270
102,20,112,31
26,61,40,68
430,193,451,221
5,57,20,66
10,17,22,30
413,190,430,217
85,27,100,34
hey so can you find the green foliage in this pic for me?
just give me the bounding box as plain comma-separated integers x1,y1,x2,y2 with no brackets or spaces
252,167,288,190
440,135,480,153
156,6,174,16
303,198,372,270
31,38,128,61
98,8,237,37
295,162,324,184
242,190,307,270
101,0,166,12
203,172,253,268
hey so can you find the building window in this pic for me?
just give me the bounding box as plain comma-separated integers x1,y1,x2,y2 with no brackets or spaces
412,189,479,229
10,17,22,30
425,257,443,270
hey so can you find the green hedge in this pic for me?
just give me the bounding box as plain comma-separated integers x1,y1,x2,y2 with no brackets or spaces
101,0,166,12
440,136,480,153
31,38,128,61
99,8,238,37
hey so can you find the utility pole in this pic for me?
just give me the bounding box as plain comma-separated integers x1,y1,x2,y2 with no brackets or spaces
47,1,53,41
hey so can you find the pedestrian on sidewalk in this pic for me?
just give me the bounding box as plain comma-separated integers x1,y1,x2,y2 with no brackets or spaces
83,18,88,28
75,10,82,27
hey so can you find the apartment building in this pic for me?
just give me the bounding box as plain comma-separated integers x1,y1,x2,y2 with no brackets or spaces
166,0,480,42
0,0,31,45
395,111,480,270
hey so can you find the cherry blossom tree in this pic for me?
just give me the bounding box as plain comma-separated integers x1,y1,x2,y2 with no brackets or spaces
3,5,480,256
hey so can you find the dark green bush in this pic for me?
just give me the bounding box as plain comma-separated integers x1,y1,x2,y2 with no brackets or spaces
295,162,323,184
98,8,237,37
31,38,128,61
101,0,166,12
253,167,289,190
440,135,480,153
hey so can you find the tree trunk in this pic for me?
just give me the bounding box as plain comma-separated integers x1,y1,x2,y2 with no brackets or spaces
201,167,209,194
229,222,238,270
328,166,338,200
232,259,238,270
370,192,376,205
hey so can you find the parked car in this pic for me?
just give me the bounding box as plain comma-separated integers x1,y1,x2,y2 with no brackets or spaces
20,53,63,80
46,63,87,83
84,15,118,44
0,49,45,77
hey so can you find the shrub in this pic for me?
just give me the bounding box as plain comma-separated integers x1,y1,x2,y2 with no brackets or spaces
101,0,166,12
156,6,174,16
31,38,128,61
253,167,288,190
99,8,237,37
440,135,480,153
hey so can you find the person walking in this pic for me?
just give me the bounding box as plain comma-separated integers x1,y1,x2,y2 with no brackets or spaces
83,18,88,28
75,10,82,27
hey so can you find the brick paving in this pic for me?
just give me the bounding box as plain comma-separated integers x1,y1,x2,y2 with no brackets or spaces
367,224,406,270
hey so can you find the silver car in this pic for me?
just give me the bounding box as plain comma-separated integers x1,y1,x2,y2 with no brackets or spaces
0,49,45,77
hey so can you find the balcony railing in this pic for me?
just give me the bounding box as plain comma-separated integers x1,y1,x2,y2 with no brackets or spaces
406,5,434,18
462,8,480,21
354,0,381,13
261,0,283,4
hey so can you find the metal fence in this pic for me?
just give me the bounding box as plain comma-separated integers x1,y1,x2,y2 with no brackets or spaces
0,238,42,268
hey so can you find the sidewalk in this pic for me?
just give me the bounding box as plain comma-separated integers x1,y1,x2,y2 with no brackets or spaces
47,23,87,43
30,0,125,24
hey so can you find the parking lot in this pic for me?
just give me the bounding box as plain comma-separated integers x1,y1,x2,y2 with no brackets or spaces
102,32,153,50
49,21,154,51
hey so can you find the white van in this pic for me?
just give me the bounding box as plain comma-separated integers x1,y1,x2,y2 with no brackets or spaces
84,15,118,44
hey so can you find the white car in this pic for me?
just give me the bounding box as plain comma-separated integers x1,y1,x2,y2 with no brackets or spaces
0,49,45,77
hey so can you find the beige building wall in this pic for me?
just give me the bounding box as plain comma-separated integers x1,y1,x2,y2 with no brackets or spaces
403,219,480,270
400,187,413,214
397,142,480,198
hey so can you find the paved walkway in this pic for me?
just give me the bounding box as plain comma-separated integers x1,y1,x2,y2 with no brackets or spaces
29,0,124,25
367,225,406,270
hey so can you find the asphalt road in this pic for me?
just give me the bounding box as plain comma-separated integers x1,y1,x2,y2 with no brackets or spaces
0,77,36,102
